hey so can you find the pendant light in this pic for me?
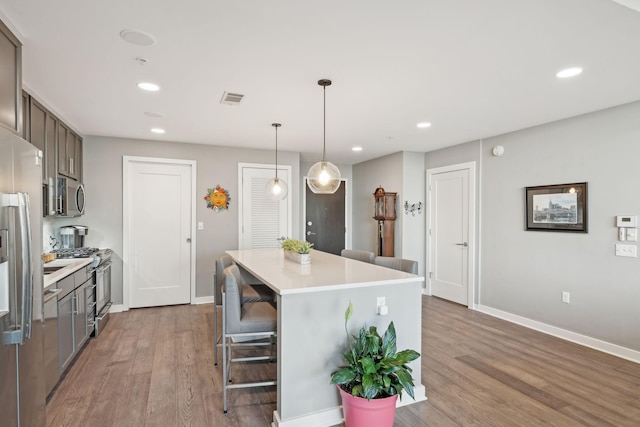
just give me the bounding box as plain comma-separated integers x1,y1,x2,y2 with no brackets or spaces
265,123,288,200
306,79,341,194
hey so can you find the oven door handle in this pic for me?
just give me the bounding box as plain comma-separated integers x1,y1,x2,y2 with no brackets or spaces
95,260,112,274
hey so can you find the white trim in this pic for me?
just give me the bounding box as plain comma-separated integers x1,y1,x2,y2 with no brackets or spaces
425,161,476,307
270,385,426,427
477,305,640,364
123,156,197,309
271,407,343,427
194,296,214,305
109,304,127,313
612,0,640,14
301,177,349,249
238,162,293,248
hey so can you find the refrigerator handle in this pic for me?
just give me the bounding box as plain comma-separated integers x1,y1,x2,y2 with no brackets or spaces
1,193,32,345
17,193,33,342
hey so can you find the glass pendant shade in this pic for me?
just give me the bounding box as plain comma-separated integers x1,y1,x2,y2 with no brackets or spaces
307,78,341,194
266,177,288,200
307,161,341,194
266,122,288,200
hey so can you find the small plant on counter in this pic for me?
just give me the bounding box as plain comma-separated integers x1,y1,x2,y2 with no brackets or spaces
280,239,313,254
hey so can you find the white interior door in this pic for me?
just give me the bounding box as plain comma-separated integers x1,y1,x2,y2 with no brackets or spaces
239,163,291,249
427,162,475,306
124,157,195,308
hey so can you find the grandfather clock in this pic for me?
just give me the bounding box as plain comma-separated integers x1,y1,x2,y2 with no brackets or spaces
373,186,397,257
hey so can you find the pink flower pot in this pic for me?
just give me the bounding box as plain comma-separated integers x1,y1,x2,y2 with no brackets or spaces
338,387,398,427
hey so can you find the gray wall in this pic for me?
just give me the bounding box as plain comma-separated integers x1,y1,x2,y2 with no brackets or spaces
352,152,403,254
78,136,300,304
425,101,640,351
480,101,640,351
352,152,427,275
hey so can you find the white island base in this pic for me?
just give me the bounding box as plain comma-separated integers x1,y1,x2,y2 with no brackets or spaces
226,249,427,427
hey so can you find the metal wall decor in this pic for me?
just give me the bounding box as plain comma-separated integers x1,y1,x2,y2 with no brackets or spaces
204,185,231,212
404,201,423,216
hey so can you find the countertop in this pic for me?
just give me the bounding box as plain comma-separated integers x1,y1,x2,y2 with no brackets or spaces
43,258,93,289
226,248,424,295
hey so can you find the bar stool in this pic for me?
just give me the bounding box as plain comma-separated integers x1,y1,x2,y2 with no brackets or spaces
214,254,274,366
222,264,277,414
374,256,419,274
340,249,375,263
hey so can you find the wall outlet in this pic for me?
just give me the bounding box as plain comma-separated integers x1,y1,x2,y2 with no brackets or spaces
615,244,637,257
562,291,570,304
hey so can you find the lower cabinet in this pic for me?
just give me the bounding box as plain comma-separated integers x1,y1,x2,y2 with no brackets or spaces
57,268,93,374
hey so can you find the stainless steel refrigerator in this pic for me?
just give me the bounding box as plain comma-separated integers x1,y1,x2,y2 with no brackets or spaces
0,127,45,427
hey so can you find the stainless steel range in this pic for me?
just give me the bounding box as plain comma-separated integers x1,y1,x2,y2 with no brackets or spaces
51,247,112,336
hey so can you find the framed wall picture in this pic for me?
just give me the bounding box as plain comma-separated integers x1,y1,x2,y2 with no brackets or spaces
525,182,588,232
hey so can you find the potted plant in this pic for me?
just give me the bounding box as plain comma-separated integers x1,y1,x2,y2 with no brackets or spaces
280,239,313,264
330,302,420,427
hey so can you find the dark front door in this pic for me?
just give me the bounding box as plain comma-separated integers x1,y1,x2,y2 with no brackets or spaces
305,179,346,255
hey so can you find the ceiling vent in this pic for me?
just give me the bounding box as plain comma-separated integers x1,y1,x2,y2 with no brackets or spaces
220,92,244,105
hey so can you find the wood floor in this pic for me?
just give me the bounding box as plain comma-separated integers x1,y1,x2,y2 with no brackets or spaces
46,297,640,426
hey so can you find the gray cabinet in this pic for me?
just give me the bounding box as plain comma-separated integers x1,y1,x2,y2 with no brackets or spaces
57,277,75,372
57,123,82,181
0,18,21,134
25,90,83,216
57,266,93,374
43,286,61,397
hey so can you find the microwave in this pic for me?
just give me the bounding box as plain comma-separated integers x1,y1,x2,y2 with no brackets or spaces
57,177,86,216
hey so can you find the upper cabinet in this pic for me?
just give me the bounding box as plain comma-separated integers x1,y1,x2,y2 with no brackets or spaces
29,96,57,184
0,18,22,134
57,122,82,181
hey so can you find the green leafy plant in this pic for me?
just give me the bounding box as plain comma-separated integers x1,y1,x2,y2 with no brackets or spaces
280,239,313,254
330,302,420,400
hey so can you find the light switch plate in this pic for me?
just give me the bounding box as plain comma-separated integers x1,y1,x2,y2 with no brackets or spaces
615,244,637,257
626,228,638,242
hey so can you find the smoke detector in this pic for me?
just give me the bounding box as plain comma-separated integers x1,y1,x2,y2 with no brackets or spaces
220,91,244,105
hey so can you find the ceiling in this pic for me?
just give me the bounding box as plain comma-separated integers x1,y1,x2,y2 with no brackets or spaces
1,0,639,165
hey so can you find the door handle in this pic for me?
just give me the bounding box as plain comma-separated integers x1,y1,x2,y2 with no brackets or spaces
307,231,316,236
455,242,468,247
186,238,191,243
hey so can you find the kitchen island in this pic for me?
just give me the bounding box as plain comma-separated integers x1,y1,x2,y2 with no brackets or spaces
226,249,426,427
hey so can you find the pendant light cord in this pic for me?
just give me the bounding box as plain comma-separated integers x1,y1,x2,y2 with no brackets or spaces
272,122,281,180
322,84,326,162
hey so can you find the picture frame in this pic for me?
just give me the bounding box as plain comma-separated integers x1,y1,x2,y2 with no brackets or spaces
525,182,588,232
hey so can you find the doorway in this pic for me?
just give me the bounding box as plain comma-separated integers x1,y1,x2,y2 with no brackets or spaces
426,162,475,306
303,178,347,255
238,163,292,249
123,156,196,309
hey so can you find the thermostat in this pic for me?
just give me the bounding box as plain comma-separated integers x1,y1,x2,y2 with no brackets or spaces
616,215,637,227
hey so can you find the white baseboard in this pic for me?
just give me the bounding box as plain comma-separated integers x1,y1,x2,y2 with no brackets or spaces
270,385,427,427
271,407,343,427
109,304,127,313
194,296,214,305
477,305,640,364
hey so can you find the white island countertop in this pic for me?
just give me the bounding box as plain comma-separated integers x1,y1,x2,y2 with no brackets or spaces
226,248,424,295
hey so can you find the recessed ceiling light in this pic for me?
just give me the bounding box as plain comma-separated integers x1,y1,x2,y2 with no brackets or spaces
144,111,163,118
417,122,432,128
120,29,158,46
556,67,583,78
137,82,160,92
352,146,363,152
151,128,165,134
